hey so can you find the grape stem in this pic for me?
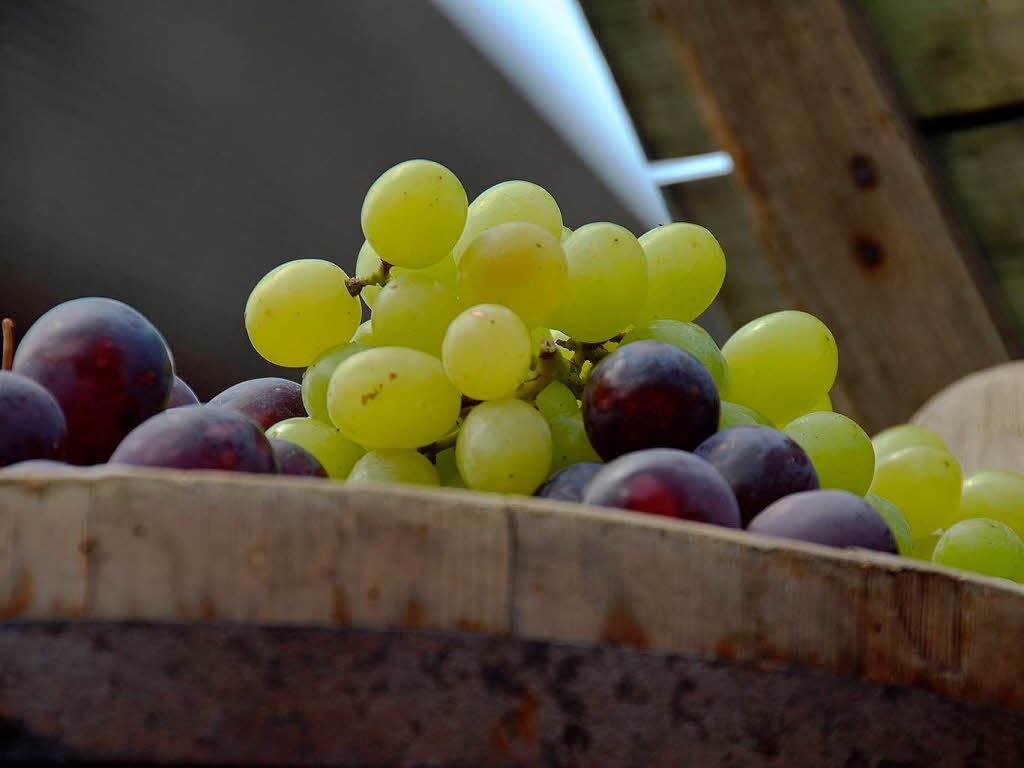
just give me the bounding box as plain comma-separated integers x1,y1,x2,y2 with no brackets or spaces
1,318,12,371
418,431,457,460
516,338,575,400
345,260,392,297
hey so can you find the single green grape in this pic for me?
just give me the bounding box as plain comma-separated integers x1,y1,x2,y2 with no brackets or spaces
456,399,552,494
932,518,1024,582
434,447,466,488
868,446,962,537
560,226,573,242
301,342,368,423
535,380,580,421
442,304,532,400
622,319,729,395
547,222,648,343
718,401,772,430
910,533,942,561
865,493,913,555
245,259,361,367
351,320,376,345
547,414,601,472
347,449,440,486
871,424,949,462
371,272,460,357
784,411,874,495
361,159,467,268
809,391,832,413
721,310,838,426
958,470,1024,539
327,346,461,450
634,223,726,324
452,180,562,262
265,417,365,479
355,240,457,309
457,222,567,328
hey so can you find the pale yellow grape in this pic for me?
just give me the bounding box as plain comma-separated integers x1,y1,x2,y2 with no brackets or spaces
456,399,552,494
371,272,459,357
932,519,1024,582
547,223,648,343
809,391,833,413
872,424,948,461
245,259,361,367
622,319,729,395
457,222,567,327
301,342,368,423
721,311,838,426
347,449,439,486
719,401,772,430
452,180,562,262
959,470,1024,539
868,446,962,536
442,304,531,400
327,347,461,450
435,447,466,488
561,226,573,242
635,223,726,324
784,411,874,495
351,320,376,345
265,417,365,479
355,240,457,309
361,159,467,268
865,494,913,555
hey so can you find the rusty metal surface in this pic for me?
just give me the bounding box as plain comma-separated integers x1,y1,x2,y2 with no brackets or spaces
0,622,1021,766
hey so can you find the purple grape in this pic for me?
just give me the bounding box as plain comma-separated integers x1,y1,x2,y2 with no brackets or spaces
270,438,327,478
110,405,277,473
208,377,304,430
12,298,173,465
0,459,77,476
748,490,898,553
694,426,819,526
535,461,602,502
167,375,200,408
582,448,740,527
582,341,718,461
0,371,68,467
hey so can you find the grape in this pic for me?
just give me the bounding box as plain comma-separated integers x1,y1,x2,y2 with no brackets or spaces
582,341,719,460
634,223,726,325
348,449,440,486
361,159,468,268
0,459,79,477
265,417,365,479
535,381,579,420
456,222,567,328
245,259,361,367
13,297,173,465
959,470,1024,538
809,391,832,413
327,347,461,450
583,448,740,527
452,180,563,262
719,401,772,430
536,461,602,502
622,319,729,395
352,320,376,345
871,424,948,461
911,533,941,561
0,371,68,467
442,304,531,400
748,490,897,552
868,446,961,536
167,376,200,408
355,240,456,309
932,519,1024,582
694,426,819,526
561,226,573,242
721,311,837,426
434,447,465,488
865,493,913,555
269,438,327,478
371,272,460,356
456,399,552,494
209,377,305,431
547,414,601,472
301,343,368,424
110,406,277,473
547,222,648,343
783,411,874,495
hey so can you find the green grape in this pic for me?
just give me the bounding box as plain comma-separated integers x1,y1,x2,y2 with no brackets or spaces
351,320,376,345
355,240,456,309
361,159,467,268
932,518,1024,582
457,222,567,327
265,417,365,479
868,446,962,537
347,449,439,486
721,310,838,426
456,399,552,494
441,304,531,400
371,272,459,357
435,447,466,488
809,391,832,413
784,411,874,495
548,414,601,472
718,401,772,429
452,180,562,262
301,342,368,423
959,470,1024,539
245,259,361,367
547,222,648,343
865,493,913,555
327,347,461,449
910,533,941,561
872,424,948,461
561,226,573,242
622,319,729,395
634,223,726,324
535,380,579,421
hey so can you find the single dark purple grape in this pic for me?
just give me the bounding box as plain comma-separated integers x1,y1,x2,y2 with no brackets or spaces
694,426,819,527
583,448,740,527
167,375,200,408
748,489,898,553
110,405,277,473
12,298,173,465
582,341,718,461
0,459,78,476
208,377,304,430
270,438,327,478
535,461,602,502
0,371,68,467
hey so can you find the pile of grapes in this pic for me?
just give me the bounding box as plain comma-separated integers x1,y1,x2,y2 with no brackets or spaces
3,158,1024,584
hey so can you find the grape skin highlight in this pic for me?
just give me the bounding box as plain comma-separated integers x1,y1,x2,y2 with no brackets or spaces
442,304,532,400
